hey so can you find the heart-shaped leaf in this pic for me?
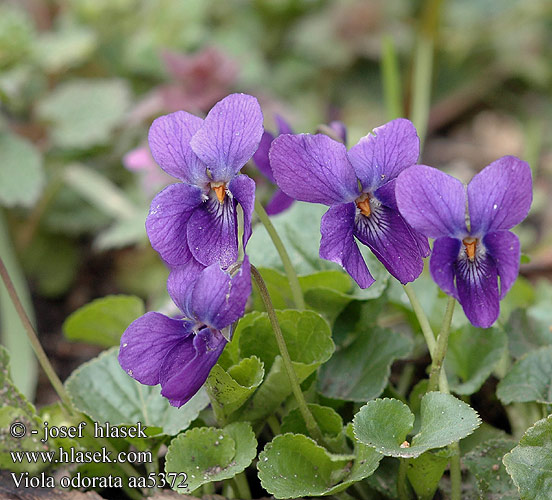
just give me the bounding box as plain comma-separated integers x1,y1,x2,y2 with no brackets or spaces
353,393,481,458
65,347,208,436
318,326,412,402
258,432,381,498
63,295,144,348
497,346,552,405
165,422,256,493
503,416,552,500
447,325,507,395
206,356,264,422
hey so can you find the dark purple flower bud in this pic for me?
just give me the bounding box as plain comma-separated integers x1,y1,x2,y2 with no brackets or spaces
118,258,251,407
395,157,532,327
269,118,430,288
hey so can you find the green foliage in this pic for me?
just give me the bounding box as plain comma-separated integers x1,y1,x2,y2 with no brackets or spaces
248,202,389,298
353,393,481,458
0,346,45,473
497,346,552,405
63,295,144,348
0,4,34,70
236,309,334,422
206,356,264,423
65,347,209,435
165,422,256,493
406,449,451,500
464,439,517,499
0,132,44,208
258,431,382,498
506,308,552,359
503,416,552,500
318,326,412,402
37,79,131,149
446,324,507,395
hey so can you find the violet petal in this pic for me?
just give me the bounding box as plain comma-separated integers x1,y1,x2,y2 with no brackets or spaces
270,134,359,205
118,312,194,386
228,174,256,249
319,203,375,288
468,156,532,234
187,194,238,268
167,258,207,315
483,230,521,299
160,328,226,406
396,165,467,238
354,204,426,284
275,114,293,135
266,189,295,216
191,257,251,330
253,131,276,182
190,93,264,182
148,111,208,185
146,183,203,266
429,237,461,299
348,118,419,191
455,253,500,328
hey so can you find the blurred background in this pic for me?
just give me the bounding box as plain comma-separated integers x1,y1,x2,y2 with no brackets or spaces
0,0,551,405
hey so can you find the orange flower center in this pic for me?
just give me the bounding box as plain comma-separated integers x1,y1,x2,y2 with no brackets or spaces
355,193,371,217
462,237,477,261
211,182,226,203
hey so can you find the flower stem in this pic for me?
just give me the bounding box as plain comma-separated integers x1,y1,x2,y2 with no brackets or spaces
427,296,455,393
397,458,411,500
254,199,305,310
250,265,325,445
0,255,72,409
232,472,252,500
402,284,436,353
381,35,403,120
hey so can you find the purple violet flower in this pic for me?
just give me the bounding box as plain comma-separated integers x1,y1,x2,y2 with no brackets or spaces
253,115,296,215
119,258,251,407
269,118,430,288
395,157,532,327
146,93,263,271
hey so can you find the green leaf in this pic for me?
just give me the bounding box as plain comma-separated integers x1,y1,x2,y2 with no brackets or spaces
21,233,78,298
65,347,208,435
464,439,517,499
497,345,552,405
446,325,507,395
258,431,382,498
205,356,264,422
505,308,552,359
318,326,412,402
353,393,481,458
165,422,256,493
248,202,388,298
281,403,346,452
250,268,353,324
63,295,144,348
37,79,130,149
406,449,451,500
503,416,552,500
35,25,96,73
0,346,44,473
0,131,44,208
237,310,334,422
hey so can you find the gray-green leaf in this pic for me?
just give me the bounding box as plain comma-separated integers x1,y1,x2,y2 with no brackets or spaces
503,415,552,500
63,295,145,348
165,422,256,493
318,326,412,402
65,347,208,435
353,393,481,458
497,345,552,405
0,132,44,208
447,325,507,395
